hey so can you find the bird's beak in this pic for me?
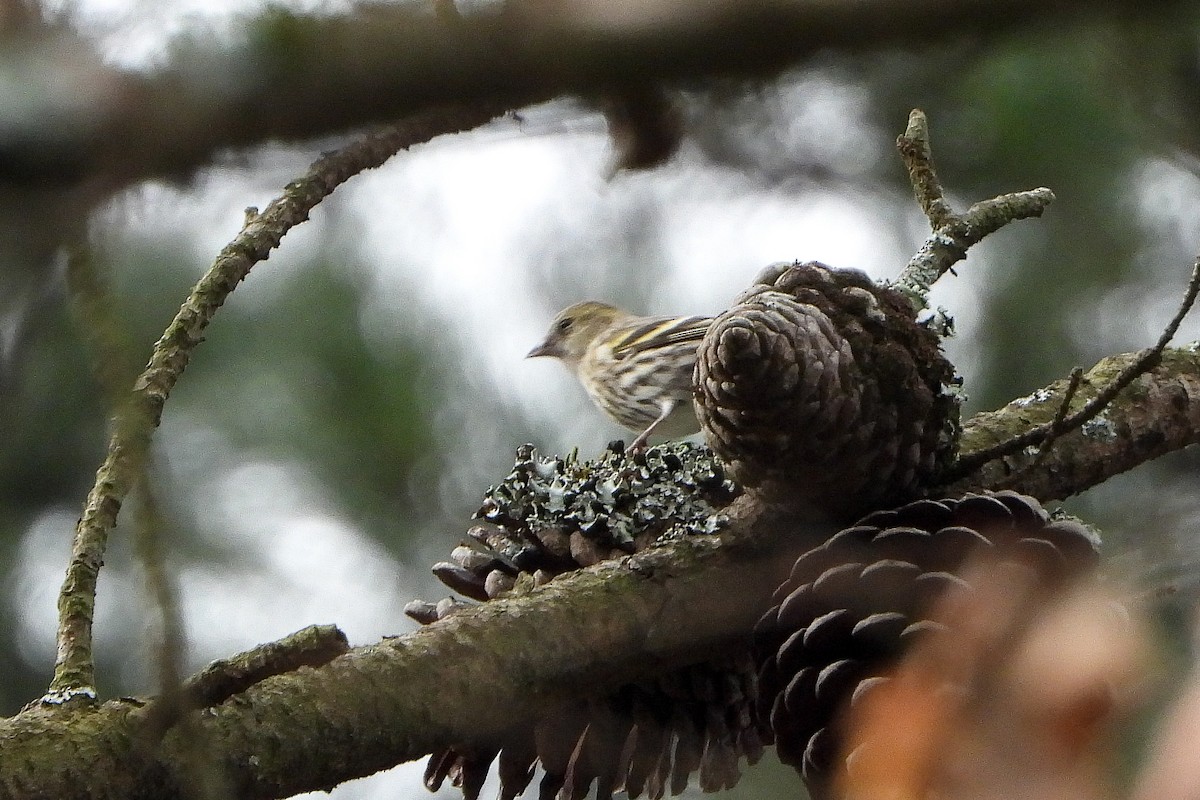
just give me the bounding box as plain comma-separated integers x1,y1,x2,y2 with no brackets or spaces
527,339,558,359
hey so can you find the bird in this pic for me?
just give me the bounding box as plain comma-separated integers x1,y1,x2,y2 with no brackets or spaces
527,301,713,450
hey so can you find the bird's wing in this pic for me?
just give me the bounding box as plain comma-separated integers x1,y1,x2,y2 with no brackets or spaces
609,315,712,358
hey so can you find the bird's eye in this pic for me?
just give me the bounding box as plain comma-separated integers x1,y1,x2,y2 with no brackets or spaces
556,317,573,333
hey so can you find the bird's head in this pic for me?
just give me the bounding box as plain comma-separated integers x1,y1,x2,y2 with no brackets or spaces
527,301,625,368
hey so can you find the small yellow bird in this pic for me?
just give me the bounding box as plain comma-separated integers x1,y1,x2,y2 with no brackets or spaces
527,301,713,449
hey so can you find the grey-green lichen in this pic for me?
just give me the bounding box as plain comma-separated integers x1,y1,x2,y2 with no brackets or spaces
476,441,741,551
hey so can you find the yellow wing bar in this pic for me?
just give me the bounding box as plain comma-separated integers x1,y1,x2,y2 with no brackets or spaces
609,315,712,358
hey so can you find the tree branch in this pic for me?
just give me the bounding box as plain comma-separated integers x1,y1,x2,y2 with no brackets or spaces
0,0,1173,189
939,346,1200,500
47,106,506,701
947,256,1200,478
1,510,818,799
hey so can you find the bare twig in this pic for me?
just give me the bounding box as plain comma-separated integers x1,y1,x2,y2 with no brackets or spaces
896,108,955,228
66,246,190,721
890,110,1055,308
46,104,508,702
143,624,348,725
949,256,1200,480
993,369,1089,489
64,246,138,399
1024,366,1085,467
132,474,188,734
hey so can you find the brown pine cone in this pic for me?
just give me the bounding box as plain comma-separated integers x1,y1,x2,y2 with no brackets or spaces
753,491,1101,799
694,261,960,521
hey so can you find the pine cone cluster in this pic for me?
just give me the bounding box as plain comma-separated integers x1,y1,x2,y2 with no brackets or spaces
694,261,960,521
752,491,1101,799
408,442,761,800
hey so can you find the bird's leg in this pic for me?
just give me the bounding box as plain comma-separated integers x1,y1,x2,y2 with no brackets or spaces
627,400,676,452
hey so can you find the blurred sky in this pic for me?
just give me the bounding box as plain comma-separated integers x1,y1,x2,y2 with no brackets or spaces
13,2,1200,799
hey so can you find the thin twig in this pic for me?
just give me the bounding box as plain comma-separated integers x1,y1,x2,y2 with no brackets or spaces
1029,366,1085,465
165,624,348,716
46,103,509,702
1151,258,1200,353
64,246,139,399
896,108,955,229
890,110,1055,308
949,256,1200,480
132,473,187,733
66,246,190,717
994,367,1084,489
897,189,1056,305
57,246,142,705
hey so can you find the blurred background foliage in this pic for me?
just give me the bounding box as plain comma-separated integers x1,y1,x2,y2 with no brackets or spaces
3,2,1200,798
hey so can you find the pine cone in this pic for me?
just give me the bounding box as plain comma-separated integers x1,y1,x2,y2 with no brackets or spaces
410,442,761,800
694,261,960,521
753,491,1101,799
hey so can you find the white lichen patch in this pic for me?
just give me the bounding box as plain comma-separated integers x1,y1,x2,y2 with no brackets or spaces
1081,416,1118,440
40,686,97,705
916,306,955,337
1012,387,1057,407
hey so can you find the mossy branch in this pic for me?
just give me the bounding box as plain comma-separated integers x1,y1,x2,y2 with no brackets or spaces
947,256,1200,479
1,522,812,799
938,345,1200,500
